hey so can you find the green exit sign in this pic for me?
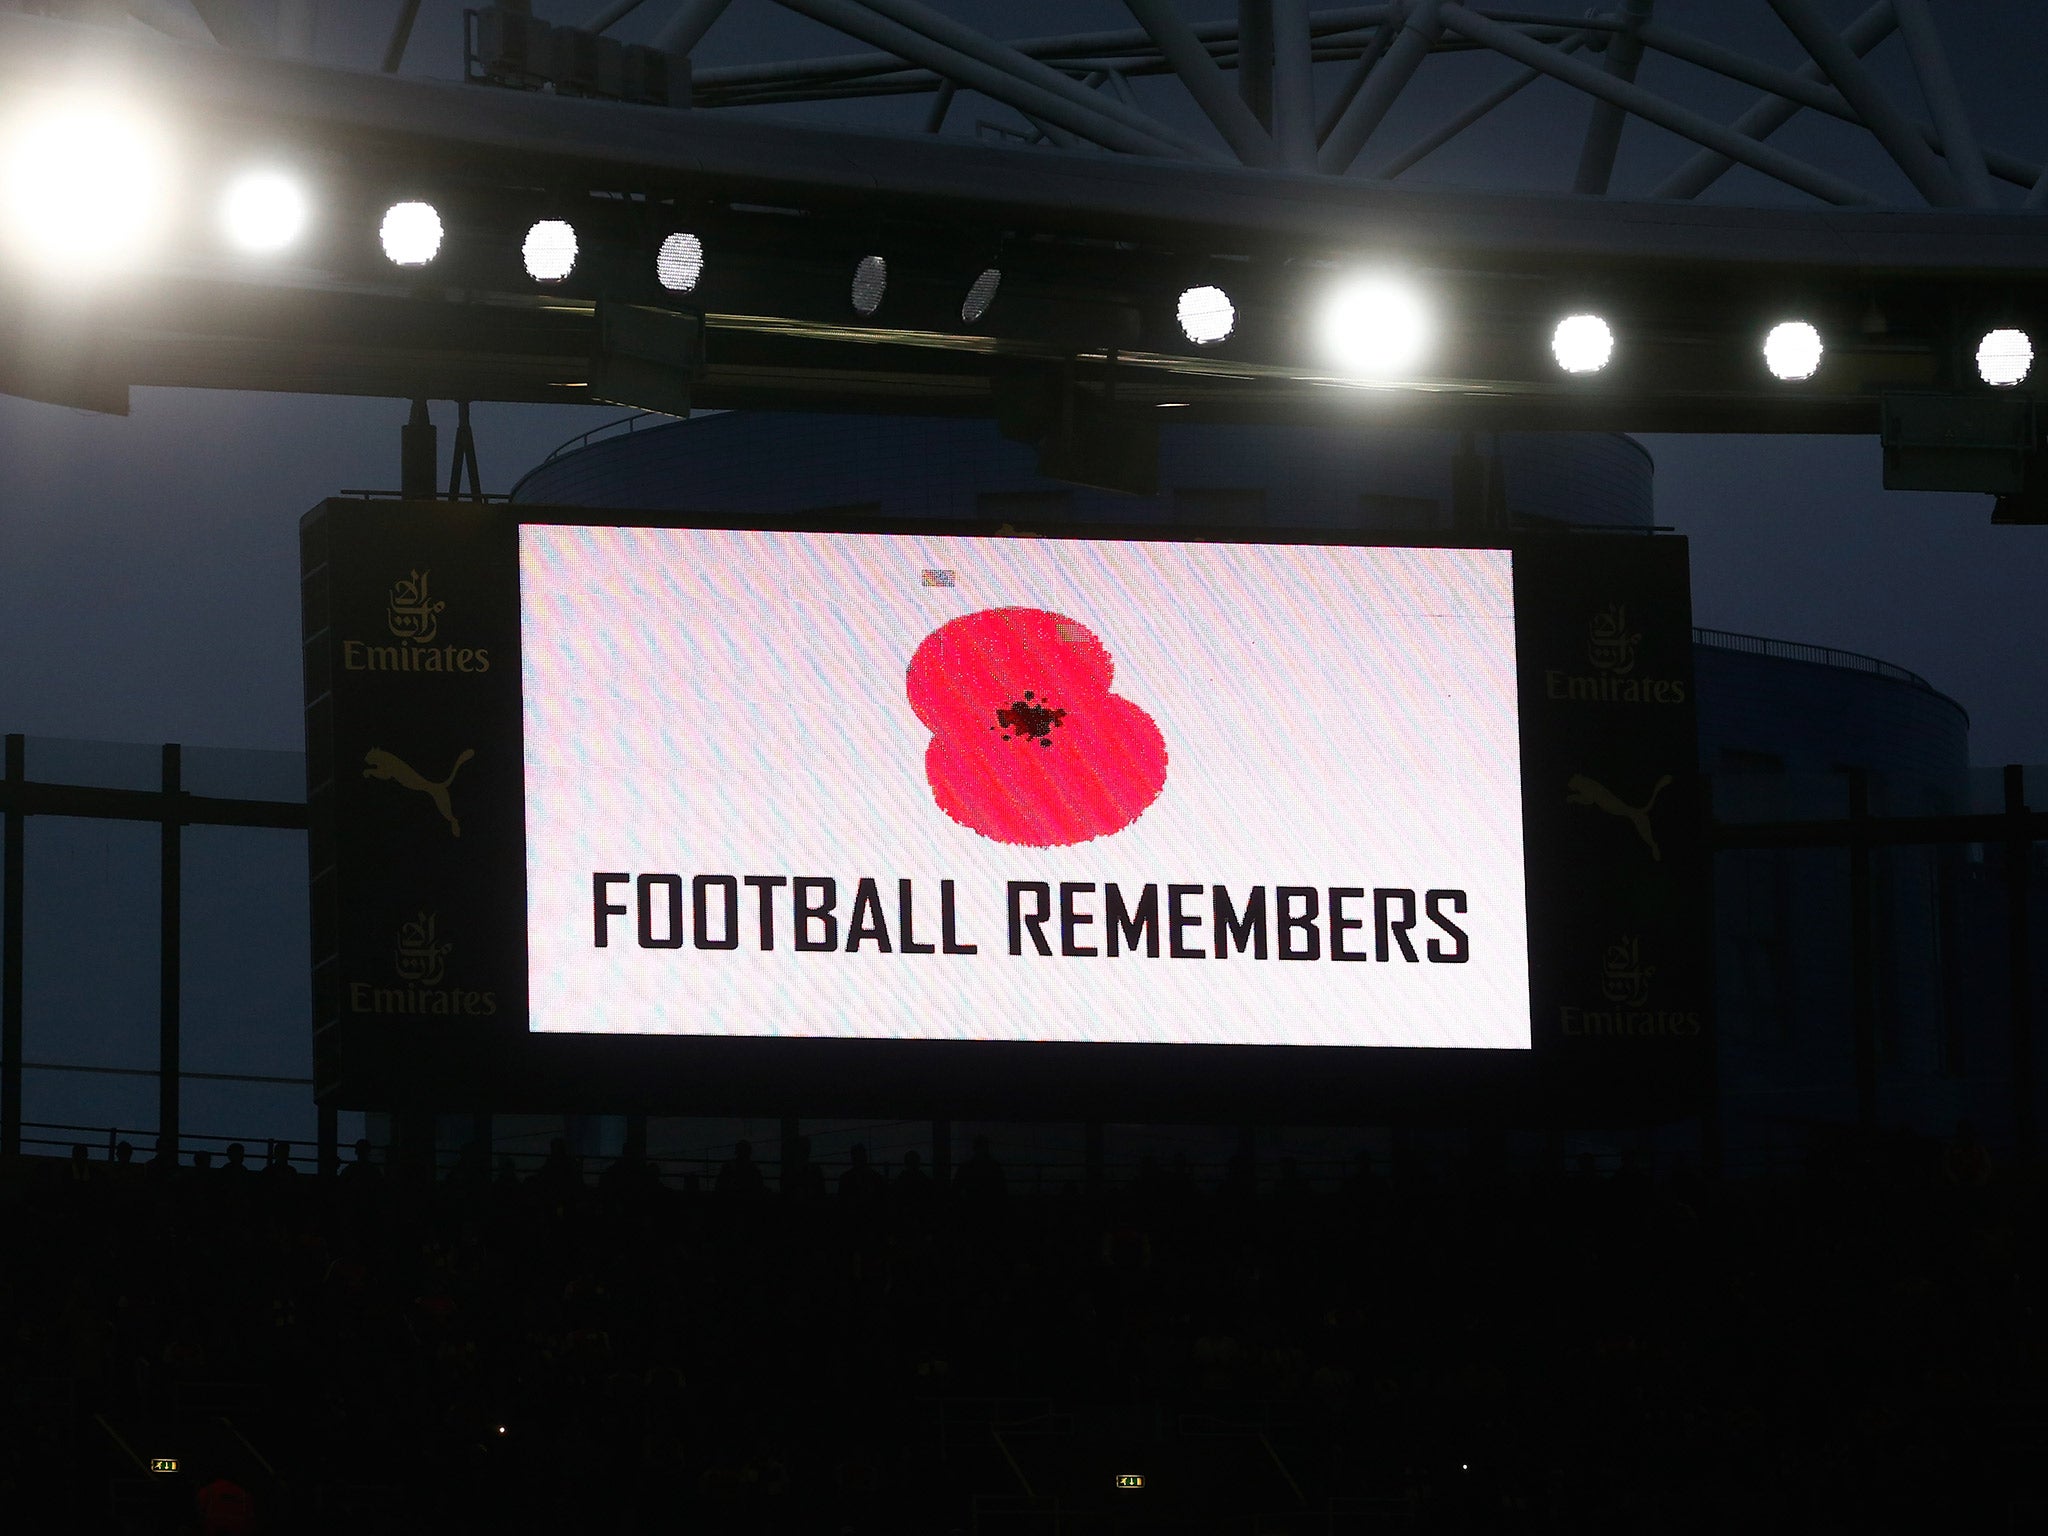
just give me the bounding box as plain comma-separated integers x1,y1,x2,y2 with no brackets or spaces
149,1457,179,1475
1114,1473,1145,1490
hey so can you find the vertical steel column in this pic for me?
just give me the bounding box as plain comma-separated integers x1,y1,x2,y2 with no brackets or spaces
1,734,22,1159
930,1118,952,1184
317,1102,338,1179
1318,0,1442,175
2006,766,2035,1156
1848,770,1876,1128
1238,0,1275,129
1268,0,1317,169
1890,0,1995,207
159,744,183,1160
1572,0,1651,195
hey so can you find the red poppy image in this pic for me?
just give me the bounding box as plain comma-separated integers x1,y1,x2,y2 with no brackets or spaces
907,607,1168,847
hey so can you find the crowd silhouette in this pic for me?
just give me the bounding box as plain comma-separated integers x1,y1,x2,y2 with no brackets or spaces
3,1125,2044,1533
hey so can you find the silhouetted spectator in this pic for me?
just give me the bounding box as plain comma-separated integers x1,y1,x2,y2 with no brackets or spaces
893,1149,935,1225
780,1135,827,1203
954,1136,1008,1213
113,1140,134,1168
190,1150,214,1174
220,1142,251,1176
532,1137,580,1188
265,1139,299,1177
715,1139,765,1198
837,1143,884,1210
68,1144,92,1182
338,1137,380,1187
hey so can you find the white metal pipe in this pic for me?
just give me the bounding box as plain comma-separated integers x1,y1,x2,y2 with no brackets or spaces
586,0,653,33
1438,3,1874,204
1318,0,1443,175
1649,2,1893,200
655,0,737,53
1122,0,1280,167
1572,0,1651,196
1369,31,1590,179
1764,0,1960,205
1890,0,1995,208
1270,0,1318,168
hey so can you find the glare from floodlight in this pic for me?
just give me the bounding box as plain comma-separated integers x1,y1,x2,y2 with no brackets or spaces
380,201,442,266
962,267,1001,324
1321,275,1431,376
1,97,172,275
1176,285,1234,346
523,219,576,282
852,254,887,316
221,170,306,254
1763,320,1822,381
1551,313,1613,374
657,231,703,292
1977,328,2032,387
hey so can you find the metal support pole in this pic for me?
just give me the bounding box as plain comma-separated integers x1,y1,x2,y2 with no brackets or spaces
1438,3,1873,205
317,1102,338,1179
931,1118,951,1183
1316,7,1401,145
654,0,738,54
1,734,22,1160
1763,0,1962,206
1649,1,1892,201
772,0,1211,159
587,0,654,33
1890,0,1995,208
380,0,422,74
922,80,956,132
1572,0,1651,196
2006,765,2035,1157
1848,770,1876,1129
1269,0,1317,169
1318,0,1441,175
159,744,182,1161
1238,0,1275,130
1370,33,1590,180
401,400,436,499
1122,0,1279,167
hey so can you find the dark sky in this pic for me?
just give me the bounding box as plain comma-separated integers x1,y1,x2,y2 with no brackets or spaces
1,0,2045,763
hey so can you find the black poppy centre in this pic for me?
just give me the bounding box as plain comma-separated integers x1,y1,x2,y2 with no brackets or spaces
989,690,1067,748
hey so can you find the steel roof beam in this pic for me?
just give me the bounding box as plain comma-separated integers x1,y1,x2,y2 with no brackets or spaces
1650,0,1892,201
1368,31,1591,180
1319,0,1445,175
1121,0,1280,167
1890,0,1995,208
1439,2,1875,205
1573,0,1651,197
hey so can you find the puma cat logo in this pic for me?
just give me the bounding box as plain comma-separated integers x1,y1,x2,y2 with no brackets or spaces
1566,772,1672,862
364,747,475,837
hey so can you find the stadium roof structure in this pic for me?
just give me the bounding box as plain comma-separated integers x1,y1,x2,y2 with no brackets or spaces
0,3,2043,435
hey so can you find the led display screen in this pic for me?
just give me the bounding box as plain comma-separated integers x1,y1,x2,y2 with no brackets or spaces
518,526,1529,1050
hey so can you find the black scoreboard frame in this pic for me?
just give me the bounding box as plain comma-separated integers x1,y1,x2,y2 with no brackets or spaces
302,499,1710,1127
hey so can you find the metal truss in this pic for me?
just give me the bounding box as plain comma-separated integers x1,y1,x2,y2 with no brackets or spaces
0,2,2042,434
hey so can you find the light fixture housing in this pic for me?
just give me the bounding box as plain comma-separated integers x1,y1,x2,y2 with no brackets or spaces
851,254,887,317
656,231,704,293
1977,328,2033,388
1550,313,1613,374
380,200,442,266
523,218,576,282
221,169,307,255
962,267,1001,324
1176,285,1235,346
1320,274,1431,376
1763,320,1822,381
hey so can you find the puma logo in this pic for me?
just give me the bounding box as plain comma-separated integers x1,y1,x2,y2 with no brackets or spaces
364,747,475,837
1566,772,1672,862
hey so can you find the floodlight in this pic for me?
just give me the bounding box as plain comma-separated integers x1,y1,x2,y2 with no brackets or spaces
221,170,306,254
1176,285,1234,346
1763,320,1822,381
962,267,1001,324
523,219,576,282
851,254,887,316
1977,328,2032,388
1551,313,1613,374
380,200,442,266
656,231,703,293
1320,275,1430,375
0,97,172,275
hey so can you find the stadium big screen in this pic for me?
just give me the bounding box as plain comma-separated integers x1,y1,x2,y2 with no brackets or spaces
302,501,1708,1123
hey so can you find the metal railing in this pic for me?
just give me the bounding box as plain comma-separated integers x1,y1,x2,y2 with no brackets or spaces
1693,626,1943,695
537,411,658,465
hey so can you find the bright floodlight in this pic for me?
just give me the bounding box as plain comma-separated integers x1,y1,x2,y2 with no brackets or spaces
962,267,1001,324
1321,275,1430,376
1977,328,2033,387
1551,313,1613,374
1176,285,1234,346
380,200,442,266
1,97,171,275
1763,320,1822,381
852,254,887,316
523,219,576,282
656,231,703,292
221,170,306,254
